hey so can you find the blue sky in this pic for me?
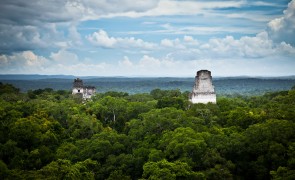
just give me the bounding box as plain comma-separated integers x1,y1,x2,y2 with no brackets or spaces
0,0,294,77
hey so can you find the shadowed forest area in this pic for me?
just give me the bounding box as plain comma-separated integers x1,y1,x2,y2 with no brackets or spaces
0,82,295,179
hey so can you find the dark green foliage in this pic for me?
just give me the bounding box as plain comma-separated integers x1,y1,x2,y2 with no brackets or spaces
0,82,20,95
157,97,185,110
0,160,10,179
150,88,182,100
0,84,295,179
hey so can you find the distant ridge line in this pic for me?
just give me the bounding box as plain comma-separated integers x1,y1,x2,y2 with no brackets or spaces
0,74,295,80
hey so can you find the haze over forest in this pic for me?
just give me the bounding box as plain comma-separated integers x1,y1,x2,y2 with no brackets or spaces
0,0,295,77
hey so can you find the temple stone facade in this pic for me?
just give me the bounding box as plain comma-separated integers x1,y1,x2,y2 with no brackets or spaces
72,78,96,99
189,70,216,104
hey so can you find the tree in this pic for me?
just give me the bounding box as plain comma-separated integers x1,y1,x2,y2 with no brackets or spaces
241,119,295,179
0,82,20,95
92,96,128,132
226,107,266,129
39,159,98,179
0,160,10,179
150,89,181,100
9,112,63,150
142,159,204,179
159,127,207,168
75,130,130,162
270,166,295,180
156,97,185,110
67,113,103,139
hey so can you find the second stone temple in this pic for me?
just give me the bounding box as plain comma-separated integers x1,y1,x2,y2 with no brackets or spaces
189,70,216,104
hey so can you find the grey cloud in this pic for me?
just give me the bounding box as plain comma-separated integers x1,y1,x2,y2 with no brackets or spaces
0,1,74,53
0,23,66,53
0,24,46,52
0,0,160,26
0,1,73,26
267,0,295,45
79,0,159,15
0,0,160,54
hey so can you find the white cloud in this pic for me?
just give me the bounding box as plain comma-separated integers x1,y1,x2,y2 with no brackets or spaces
69,0,160,20
52,63,108,76
114,54,295,77
50,50,80,65
277,42,295,54
1,1,294,77
0,0,160,25
161,38,186,49
267,0,295,45
160,32,295,60
183,36,199,46
183,35,194,42
68,25,83,46
102,0,245,18
119,56,133,67
139,55,161,68
0,0,287,54
161,39,174,47
0,51,48,73
115,55,186,76
87,30,117,48
268,17,284,32
0,50,110,75
200,32,276,58
1,48,294,77
128,22,261,36
87,29,157,50
0,0,160,53
142,21,157,25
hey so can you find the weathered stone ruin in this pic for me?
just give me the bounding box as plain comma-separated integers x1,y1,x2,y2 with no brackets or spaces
72,78,96,99
189,70,216,104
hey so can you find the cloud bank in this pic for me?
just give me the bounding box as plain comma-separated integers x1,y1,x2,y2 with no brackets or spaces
0,0,294,76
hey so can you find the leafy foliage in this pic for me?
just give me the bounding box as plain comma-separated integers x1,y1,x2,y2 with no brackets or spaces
0,82,295,179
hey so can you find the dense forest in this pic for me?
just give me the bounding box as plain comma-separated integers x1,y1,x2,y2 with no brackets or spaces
0,82,295,179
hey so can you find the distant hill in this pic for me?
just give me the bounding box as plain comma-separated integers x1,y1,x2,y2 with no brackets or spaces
1,74,295,95
0,74,76,80
1,74,295,80
214,75,295,80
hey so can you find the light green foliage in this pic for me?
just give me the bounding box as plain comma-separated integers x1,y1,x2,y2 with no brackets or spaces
270,166,295,180
56,142,78,160
39,159,98,179
148,149,164,162
143,159,204,180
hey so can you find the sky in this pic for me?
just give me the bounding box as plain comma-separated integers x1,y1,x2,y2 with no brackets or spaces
0,0,295,77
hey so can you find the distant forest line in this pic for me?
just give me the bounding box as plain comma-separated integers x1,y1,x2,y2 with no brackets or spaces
1,76,295,96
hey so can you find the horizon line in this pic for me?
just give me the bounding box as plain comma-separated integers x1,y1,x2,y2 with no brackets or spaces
1,73,295,79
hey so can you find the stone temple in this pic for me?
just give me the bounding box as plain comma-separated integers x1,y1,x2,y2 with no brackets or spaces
189,70,216,104
72,78,96,99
